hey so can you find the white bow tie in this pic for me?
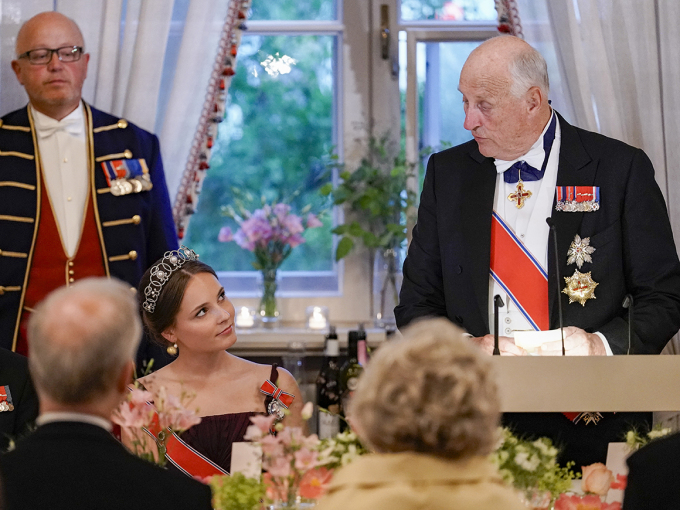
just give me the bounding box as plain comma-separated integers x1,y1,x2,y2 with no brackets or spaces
36,117,84,139
494,142,546,174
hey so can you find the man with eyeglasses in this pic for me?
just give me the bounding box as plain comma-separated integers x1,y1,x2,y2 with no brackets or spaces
0,12,178,373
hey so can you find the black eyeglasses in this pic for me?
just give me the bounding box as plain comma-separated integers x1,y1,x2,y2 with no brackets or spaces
18,46,84,65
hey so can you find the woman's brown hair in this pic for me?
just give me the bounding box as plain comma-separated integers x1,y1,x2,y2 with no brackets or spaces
138,259,217,346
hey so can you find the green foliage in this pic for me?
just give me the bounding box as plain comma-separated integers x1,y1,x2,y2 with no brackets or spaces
210,473,265,510
185,33,334,271
325,134,418,261
491,428,579,497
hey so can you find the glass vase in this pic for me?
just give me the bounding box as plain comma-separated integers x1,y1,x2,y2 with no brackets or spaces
259,269,280,328
518,488,553,510
372,248,402,329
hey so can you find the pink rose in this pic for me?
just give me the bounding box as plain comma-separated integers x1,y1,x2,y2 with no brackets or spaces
282,214,304,235
581,463,615,496
306,213,323,228
218,226,233,242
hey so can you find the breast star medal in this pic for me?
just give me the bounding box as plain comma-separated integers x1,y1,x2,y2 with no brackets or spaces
567,235,596,269
563,270,599,306
508,179,532,209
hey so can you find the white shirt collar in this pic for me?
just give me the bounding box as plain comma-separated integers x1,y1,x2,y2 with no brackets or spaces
493,110,555,174
37,411,112,432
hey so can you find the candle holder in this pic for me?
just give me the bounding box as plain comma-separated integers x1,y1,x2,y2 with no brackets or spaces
306,306,329,331
235,306,256,329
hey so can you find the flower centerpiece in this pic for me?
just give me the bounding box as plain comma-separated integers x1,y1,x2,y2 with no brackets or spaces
317,429,368,469
112,385,201,467
624,424,673,452
218,199,323,326
553,462,626,510
491,428,578,509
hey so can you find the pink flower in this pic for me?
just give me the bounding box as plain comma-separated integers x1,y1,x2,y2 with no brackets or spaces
286,234,305,248
250,414,277,434
610,474,627,490
282,214,304,236
264,454,291,478
294,446,318,471
306,213,323,228
554,494,621,510
259,434,284,457
111,401,154,429
582,463,615,496
273,203,291,223
241,215,274,244
172,409,202,431
299,467,333,500
233,229,255,251
218,226,233,242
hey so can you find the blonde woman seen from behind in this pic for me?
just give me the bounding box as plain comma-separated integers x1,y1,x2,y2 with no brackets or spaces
316,317,524,510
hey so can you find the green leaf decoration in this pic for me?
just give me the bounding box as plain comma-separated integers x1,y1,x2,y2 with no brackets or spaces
335,236,354,261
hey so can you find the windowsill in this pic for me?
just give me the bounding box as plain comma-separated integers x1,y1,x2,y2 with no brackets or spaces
229,326,390,356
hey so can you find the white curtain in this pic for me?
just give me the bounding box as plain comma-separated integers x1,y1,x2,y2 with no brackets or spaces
0,0,230,202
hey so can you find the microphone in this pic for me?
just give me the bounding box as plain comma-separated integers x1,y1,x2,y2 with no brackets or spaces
546,217,565,355
622,294,634,355
493,295,504,355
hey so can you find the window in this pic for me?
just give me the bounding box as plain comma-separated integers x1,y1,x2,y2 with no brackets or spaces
185,2,342,298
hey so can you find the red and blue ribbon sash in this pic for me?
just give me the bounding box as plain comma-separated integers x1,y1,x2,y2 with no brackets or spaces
490,212,549,331
100,158,149,187
143,407,228,479
259,380,295,409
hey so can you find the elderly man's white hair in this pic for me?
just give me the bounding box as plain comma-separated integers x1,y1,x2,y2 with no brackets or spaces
507,39,550,98
27,277,141,404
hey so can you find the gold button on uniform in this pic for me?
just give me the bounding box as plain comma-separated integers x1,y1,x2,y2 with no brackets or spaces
118,119,128,129
129,250,138,260
68,261,74,267
69,278,75,283
124,149,133,159
63,157,68,163
67,196,72,201
69,270,74,275
132,215,141,224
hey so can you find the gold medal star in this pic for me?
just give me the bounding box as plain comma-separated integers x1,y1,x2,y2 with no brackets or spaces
563,270,599,306
567,234,595,269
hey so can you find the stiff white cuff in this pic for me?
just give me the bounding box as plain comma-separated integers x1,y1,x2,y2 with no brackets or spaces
594,331,614,356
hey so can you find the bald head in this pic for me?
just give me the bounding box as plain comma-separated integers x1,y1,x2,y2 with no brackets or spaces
458,36,552,160
15,12,84,56
28,278,141,405
11,11,89,120
465,35,549,98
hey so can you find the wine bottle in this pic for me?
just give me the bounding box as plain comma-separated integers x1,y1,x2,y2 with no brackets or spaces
339,326,365,428
316,326,341,439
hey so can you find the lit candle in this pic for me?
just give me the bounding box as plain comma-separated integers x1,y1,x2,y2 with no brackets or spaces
307,306,328,330
235,306,255,328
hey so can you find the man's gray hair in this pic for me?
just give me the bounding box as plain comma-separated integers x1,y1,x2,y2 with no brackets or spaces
509,44,550,98
28,278,141,404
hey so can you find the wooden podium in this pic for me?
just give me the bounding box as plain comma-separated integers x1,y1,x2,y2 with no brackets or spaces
490,355,680,412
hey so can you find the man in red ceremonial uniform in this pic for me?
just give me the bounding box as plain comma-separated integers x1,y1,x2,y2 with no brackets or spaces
0,12,177,371
395,36,680,466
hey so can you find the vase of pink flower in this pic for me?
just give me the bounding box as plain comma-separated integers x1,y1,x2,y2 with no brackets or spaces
219,201,323,327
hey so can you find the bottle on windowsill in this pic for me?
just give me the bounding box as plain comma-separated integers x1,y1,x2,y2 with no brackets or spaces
316,325,342,439
339,325,366,430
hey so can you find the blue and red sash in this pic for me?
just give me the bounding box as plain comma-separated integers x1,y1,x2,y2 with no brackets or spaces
490,212,549,331
144,409,229,480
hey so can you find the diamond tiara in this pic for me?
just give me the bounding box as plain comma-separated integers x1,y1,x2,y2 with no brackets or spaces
142,246,199,313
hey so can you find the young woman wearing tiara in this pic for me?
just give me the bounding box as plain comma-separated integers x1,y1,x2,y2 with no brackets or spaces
134,246,304,476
